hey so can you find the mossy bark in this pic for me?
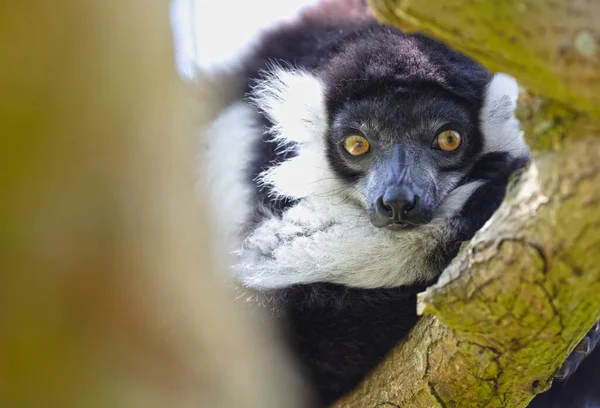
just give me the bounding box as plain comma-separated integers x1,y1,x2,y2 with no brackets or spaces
334,1,600,407
368,0,600,117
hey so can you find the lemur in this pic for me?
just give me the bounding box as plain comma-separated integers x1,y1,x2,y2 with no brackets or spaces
199,0,600,406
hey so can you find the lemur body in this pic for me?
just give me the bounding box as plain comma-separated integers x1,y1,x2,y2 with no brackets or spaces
200,1,599,406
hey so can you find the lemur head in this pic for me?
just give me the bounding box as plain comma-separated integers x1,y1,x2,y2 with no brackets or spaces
251,24,527,230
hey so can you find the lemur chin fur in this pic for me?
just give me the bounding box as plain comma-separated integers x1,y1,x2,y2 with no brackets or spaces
198,1,599,406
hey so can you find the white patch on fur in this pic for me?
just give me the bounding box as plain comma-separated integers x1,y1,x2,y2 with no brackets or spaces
480,73,528,158
198,101,260,256
231,177,483,291
251,68,345,200
251,67,326,145
436,181,485,219
233,197,445,290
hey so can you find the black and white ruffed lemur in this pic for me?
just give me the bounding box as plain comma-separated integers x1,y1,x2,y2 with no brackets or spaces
199,0,600,406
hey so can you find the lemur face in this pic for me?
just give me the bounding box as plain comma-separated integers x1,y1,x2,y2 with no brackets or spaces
251,34,525,231
326,86,483,229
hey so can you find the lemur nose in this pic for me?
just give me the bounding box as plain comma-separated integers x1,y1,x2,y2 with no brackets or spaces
375,194,418,223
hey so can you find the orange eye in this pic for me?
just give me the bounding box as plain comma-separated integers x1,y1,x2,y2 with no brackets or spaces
436,130,462,151
343,135,370,156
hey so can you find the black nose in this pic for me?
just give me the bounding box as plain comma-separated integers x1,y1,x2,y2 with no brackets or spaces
374,194,418,225
378,194,418,222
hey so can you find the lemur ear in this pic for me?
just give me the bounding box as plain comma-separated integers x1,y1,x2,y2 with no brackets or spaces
480,73,528,156
484,72,519,111
251,67,344,201
250,66,327,144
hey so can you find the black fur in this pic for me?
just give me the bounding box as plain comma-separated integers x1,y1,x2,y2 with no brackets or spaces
232,4,598,407
248,112,299,223
263,282,430,406
452,152,530,242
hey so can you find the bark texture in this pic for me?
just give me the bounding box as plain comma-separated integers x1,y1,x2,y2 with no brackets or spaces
333,1,600,406
368,0,600,116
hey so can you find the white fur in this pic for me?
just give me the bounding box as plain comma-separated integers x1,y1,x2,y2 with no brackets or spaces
198,101,260,256
436,181,485,219
480,73,528,158
251,67,326,145
233,180,483,291
251,68,345,200
233,197,445,290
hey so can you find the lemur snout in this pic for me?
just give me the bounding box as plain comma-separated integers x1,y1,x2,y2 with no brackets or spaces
376,194,416,223
372,189,432,228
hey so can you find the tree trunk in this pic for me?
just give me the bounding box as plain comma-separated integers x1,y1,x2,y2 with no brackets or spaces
0,2,305,407
334,1,600,406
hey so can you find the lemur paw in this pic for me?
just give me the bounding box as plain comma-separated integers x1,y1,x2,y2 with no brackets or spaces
555,320,600,381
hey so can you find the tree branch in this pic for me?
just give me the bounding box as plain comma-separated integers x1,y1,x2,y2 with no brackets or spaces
368,0,600,117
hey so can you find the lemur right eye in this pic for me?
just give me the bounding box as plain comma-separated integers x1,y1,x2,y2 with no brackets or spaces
435,130,462,151
343,135,370,156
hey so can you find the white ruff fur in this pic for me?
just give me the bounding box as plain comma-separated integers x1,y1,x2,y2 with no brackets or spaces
233,197,446,289
198,101,259,261
251,67,345,200
202,69,528,289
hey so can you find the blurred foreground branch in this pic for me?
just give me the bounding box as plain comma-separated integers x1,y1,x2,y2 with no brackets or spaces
0,1,305,407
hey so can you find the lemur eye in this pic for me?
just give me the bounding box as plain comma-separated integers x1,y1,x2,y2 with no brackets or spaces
435,130,462,151
343,135,370,156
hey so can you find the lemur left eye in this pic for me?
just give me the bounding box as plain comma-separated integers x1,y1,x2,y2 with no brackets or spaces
344,135,370,156
435,130,462,151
